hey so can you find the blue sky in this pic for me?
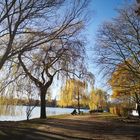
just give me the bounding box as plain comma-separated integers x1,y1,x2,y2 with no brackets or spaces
85,0,134,91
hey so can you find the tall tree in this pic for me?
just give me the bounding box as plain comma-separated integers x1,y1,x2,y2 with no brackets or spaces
17,0,90,118
95,3,140,113
0,0,66,110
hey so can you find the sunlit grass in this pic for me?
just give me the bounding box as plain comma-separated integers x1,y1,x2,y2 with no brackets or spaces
91,112,120,121
48,114,71,119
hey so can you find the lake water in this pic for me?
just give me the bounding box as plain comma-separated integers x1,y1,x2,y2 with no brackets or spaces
0,106,88,121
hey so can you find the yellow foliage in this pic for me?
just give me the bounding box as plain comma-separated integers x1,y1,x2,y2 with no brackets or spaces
89,88,107,110
58,79,87,107
109,106,129,117
109,61,140,100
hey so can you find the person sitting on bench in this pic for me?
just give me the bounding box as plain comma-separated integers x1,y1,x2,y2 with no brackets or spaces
71,109,77,115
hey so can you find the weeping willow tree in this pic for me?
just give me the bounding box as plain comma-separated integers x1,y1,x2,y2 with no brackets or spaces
58,79,88,113
89,88,108,111
0,0,91,119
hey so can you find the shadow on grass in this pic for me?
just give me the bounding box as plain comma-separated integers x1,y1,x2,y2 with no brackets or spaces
28,116,140,136
0,120,95,140
0,113,140,140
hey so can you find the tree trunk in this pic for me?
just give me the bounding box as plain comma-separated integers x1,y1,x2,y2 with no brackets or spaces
77,91,80,114
135,93,140,118
40,89,47,119
137,103,140,118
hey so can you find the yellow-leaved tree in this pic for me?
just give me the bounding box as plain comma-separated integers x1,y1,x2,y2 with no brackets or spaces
109,61,140,116
89,88,108,111
58,79,88,114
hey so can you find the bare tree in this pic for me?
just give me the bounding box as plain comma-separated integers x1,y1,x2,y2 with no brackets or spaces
95,3,140,113
0,0,65,117
25,83,39,121
18,38,86,118
0,0,64,70
95,3,140,79
15,78,39,120
17,0,90,118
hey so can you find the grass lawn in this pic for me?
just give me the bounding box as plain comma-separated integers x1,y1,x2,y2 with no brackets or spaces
0,112,139,140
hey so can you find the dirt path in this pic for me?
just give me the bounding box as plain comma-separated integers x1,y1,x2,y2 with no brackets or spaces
0,113,140,140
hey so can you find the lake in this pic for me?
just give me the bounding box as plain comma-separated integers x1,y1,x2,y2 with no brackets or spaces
0,106,88,121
